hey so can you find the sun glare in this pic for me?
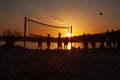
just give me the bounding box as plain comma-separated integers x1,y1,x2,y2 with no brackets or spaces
67,42,71,50
66,33,74,37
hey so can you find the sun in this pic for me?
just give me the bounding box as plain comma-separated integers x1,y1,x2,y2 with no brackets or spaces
66,33,74,37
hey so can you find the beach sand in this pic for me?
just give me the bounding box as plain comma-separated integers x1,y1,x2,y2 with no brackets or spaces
1,48,120,80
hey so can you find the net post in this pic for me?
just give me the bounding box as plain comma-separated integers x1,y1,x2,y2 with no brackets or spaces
24,16,27,53
71,26,72,49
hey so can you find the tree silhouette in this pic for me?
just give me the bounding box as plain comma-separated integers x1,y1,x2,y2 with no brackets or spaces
2,29,22,47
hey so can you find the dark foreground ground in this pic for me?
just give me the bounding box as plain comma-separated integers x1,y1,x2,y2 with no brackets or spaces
1,47,120,80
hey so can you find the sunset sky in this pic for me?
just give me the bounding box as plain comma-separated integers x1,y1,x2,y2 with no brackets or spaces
0,0,120,36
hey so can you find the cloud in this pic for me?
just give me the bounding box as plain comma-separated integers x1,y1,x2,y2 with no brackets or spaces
30,16,65,26
49,17,65,25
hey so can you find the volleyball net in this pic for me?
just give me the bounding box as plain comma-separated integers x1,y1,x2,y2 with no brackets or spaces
24,17,72,50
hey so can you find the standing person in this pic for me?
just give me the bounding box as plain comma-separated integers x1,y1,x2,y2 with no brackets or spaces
112,35,116,48
116,32,120,54
91,36,96,50
106,36,112,48
100,34,105,49
0,37,1,46
37,35,42,50
57,33,62,50
47,34,50,50
64,36,69,49
116,39,120,53
83,33,88,54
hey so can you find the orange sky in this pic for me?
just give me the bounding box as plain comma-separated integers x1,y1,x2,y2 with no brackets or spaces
0,0,120,36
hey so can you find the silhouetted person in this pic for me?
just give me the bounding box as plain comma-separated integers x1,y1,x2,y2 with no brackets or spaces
111,30,116,48
91,37,96,50
112,37,116,48
37,35,42,50
0,40,1,46
116,40,120,54
47,34,50,50
64,36,69,49
57,33,62,50
83,33,88,54
100,35,105,49
116,32,120,54
106,36,112,48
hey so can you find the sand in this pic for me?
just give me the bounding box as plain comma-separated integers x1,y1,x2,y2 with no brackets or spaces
1,47,120,80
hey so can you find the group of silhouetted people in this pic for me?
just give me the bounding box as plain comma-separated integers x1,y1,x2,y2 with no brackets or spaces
36,32,120,54
82,32,120,54
37,33,69,50
64,36,69,49
37,34,51,50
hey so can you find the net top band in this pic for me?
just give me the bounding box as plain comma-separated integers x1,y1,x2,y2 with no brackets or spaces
28,19,69,29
